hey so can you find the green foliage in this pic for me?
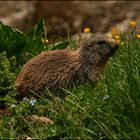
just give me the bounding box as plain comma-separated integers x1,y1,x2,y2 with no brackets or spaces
48,41,69,50
0,18,46,65
27,18,46,38
0,18,48,106
0,22,26,57
21,18,46,62
0,52,16,95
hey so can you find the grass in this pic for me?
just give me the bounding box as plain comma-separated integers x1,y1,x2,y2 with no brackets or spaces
0,19,140,139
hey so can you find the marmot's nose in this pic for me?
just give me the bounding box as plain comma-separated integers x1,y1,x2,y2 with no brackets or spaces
113,41,119,49
108,39,119,56
109,38,119,49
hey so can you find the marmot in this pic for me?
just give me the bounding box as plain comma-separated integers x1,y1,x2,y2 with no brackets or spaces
15,34,118,97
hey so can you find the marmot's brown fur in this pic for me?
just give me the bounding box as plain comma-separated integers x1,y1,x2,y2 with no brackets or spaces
15,34,118,97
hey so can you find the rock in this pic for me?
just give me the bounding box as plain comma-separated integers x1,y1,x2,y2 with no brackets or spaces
0,1,35,31
33,1,140,35
0,1,140,35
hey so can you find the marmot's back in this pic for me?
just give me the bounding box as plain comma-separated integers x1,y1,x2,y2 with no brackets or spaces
15,50,80,96
15,34,119,97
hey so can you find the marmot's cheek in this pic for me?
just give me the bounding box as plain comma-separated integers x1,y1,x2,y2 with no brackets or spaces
91,53,101,64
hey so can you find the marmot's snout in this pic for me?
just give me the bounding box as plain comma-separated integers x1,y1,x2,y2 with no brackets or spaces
108,39,119,56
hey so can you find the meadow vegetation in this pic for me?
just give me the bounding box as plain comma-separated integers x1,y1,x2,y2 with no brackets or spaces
0,18,140,139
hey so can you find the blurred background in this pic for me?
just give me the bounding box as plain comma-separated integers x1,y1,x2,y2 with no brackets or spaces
0,1,140,36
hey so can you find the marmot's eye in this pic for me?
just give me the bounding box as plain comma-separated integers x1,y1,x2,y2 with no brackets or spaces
97,40,107,46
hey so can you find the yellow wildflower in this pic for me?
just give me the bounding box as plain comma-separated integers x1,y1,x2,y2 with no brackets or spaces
41,38,49,44
115,39,121,44
84,27,91,33
106,34,113,38
112,34,121,44
112,26,118,36
114,35,120,40
136,34,140,39
120,42,125,45
130,20,137,27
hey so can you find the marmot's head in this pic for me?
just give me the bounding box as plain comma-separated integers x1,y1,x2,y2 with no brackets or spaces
79,33,119,66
